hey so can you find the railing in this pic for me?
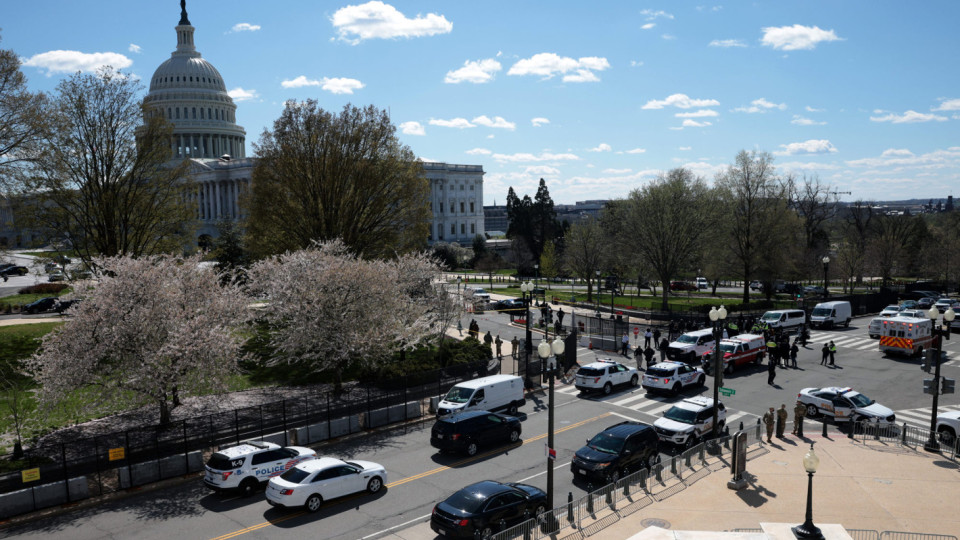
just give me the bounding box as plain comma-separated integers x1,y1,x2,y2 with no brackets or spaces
853,420,959,460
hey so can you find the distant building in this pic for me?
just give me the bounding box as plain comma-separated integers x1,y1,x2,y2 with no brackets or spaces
425,162,485,245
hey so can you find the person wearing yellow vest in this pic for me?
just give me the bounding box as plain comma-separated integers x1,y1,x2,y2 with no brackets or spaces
828,340,837,366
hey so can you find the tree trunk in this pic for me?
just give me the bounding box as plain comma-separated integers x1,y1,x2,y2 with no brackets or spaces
172,385,180,407
159,398,171,425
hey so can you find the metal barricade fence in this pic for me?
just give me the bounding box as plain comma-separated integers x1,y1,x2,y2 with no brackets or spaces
854,420,959,460
879,533,958,540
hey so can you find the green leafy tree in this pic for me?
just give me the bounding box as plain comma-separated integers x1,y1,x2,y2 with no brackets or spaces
539,239,559,288
563,219,605,302
245,101,430,259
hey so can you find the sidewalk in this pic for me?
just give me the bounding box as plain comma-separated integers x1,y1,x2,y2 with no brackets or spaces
378,434,960,539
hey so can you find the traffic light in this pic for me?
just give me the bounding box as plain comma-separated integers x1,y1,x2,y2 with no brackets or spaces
921,351,932,372
923,378,937,395
943,378,956,395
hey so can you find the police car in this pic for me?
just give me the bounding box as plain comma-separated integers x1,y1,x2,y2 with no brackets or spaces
574,359,640,395
653,396,726,448
203,441,317,496
797,387,896,425
641,361,705,395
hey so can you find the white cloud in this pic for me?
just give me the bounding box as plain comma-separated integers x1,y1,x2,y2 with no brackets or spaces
761,24,842,51
280,76,364,94
681,119,712,127
491,151,580,163
231,23,261,32
640,9,674,20
331,1,452,44
128,44,141,54
444,58,501,84
733,97,786,113
778,161,842,172
507,53,610,83
630,60,644,67
641,23,656,30
805,106,825,112
708,39,747,48
22,50,132,75
675,109,718,118
869,110,948,124
933,98,960,111
661,34,676,40
399,121,425,135
589,143,612,152
624,147,647,154
227,87,259,101
524,165,560,175
531,117,550,127
429,117,474,129
466,147,492,155
603,168,632,174
881,148,914,158
642,93,720,109
775,139,838,156
791,115,826,125
846,146,960,169
472,115,515,130
678,146,692,150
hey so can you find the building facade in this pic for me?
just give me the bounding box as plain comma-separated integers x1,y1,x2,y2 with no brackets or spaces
426,163,485,244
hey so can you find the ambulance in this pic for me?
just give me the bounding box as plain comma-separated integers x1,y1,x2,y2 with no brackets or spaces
878,316,932,357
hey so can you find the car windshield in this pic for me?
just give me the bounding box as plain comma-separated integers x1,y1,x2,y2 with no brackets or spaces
676,335,697,344
645,368,673,377
846,393,874,408
664,406,697,424
279,467,312,484
718,343,736,353
761,313,780,321
936,300,952,305
206,453,236,471
811,308,832,317
883,305,899,311
445,490,491,513
587,433,625,454
444,386,474,404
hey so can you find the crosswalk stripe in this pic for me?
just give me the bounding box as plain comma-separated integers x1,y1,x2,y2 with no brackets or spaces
726,411,748,424
637,402,674,416
611,393,649,407
555,386,579,395
895,410,931,422
857,343,878,350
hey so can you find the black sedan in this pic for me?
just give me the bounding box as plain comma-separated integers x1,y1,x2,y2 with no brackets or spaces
493,298,525,314
25,297,58,314
1,265,28,277
431,481,547,539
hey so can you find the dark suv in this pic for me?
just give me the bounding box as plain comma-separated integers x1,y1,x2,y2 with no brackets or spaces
571,421,660,484
431,410,521,456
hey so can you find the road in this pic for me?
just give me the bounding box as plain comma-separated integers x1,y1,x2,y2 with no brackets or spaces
2,313,958,540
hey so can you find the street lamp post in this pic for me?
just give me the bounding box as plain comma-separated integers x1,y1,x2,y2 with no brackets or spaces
821,256,830,298
708,305,728,441
520,281,534,387
595,270,601,316
791,443,824,540
924,305,955,452
539,337,565,511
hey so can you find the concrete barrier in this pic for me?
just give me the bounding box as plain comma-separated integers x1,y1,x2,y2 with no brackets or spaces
0,487,35,519
329,416,361,438
0,477,89,519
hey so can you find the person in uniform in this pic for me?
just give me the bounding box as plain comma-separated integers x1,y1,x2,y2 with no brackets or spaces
644,345,656,370
793,400,806,437
828,341,837,366
494,334,503,359
821,343,829,365
767,355,777,386
511,336,519,358
790,340,799,368
763,407,775,443
776,404,788,438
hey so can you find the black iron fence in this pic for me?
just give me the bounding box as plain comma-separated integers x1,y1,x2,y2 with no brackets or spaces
0,361,486,520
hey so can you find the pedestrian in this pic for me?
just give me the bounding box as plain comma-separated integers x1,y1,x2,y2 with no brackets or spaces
483,330,493,349
763,407,775,443
621,333,630,356
793,400,806,437
776,404,788,438
766,337,778,367
767,355,777,385
790,340,799,368
635,344,645,370
779,335,789,367
557,308,565,330
457,319,463,336
829,341,837,366
653,327,661,345
495,334,503,359
644,345,656,370
644,328,652,348
659,337,669,362
821,343,829,365
511,336,519,358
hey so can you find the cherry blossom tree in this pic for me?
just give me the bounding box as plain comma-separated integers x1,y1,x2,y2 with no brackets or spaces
26,254,252,425
247,240,451,391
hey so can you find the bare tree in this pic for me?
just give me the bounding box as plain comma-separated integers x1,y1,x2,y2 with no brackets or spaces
0,33,47,187
0,374,34,458
563,219,605,303
867,214,918,287
786,173,838,276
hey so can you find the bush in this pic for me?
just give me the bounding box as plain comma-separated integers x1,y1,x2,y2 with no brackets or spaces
17,283,68,295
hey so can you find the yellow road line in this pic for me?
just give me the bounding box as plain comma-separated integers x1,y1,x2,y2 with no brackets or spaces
210,412,609,540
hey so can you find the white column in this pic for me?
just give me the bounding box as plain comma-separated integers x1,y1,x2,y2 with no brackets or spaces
215,181,221,220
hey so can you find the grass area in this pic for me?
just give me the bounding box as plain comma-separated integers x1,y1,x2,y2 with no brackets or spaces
0,290,71,308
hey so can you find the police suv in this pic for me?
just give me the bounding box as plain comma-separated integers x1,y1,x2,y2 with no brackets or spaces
653,396,726,448
203,441,317,496
574,359,640,395
641,361,705,395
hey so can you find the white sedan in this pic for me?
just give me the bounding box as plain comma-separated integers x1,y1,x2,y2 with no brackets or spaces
879,305,901,317
797,386,895,424
265,457,387,512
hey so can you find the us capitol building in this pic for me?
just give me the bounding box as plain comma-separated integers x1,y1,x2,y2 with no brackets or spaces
0,2,484,248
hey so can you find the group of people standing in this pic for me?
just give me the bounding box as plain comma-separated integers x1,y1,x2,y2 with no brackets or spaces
762,402,809,442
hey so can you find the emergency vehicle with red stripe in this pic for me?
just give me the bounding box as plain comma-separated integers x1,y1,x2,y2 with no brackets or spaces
879,316,932,357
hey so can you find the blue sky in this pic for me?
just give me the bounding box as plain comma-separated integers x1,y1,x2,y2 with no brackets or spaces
5,1,959,205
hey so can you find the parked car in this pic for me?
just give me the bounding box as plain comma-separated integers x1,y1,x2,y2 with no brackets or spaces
430,410,521,456
264,457,386,511
203,441,317,496
669,281,698,292
936,411,960,447
25,297,59,314
48,270,66,282
493,298,524,314
935,298,957,313
749,280,763,291
470,288,491,302
665,329,717,363
899,300,919,310
44,262,61,273
653,397,726,449
641,361,705,395
55,299,80,314
696,277,709,289
571,421,661,484
574,359,640,395
900,289,942,301
879,304,902,317
431,481,547,539
917,297,938,309
802,285,826,296
798,386,895,425
0,265,28,277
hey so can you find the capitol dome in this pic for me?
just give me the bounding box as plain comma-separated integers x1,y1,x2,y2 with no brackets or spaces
143,1,245,160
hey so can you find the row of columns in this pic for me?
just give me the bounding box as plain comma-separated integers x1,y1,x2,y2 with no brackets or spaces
173,133,245,159
192,179,247,221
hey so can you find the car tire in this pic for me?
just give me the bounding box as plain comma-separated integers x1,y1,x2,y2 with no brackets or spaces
671,383,681,396
509,429,520,443
844,319,850,328
465,440,479,457
603,382,613,395
479,526,495,540
685,433,699,449
239,478,258,498
533,504,546,519
938,427,956,447
630,375,639,387
367,476,383,494
697,375,705,387
606,469,621,484
508,402,519,415
805,404,818,418
724,363,734,375
305,493,323,512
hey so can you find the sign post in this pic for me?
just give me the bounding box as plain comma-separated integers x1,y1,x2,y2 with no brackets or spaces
719,387,736,397
727,431,748,490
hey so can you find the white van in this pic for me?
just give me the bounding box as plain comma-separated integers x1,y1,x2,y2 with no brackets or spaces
436,374,526,417
809,301,852,329
759,309,807,333
696,277,709,289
